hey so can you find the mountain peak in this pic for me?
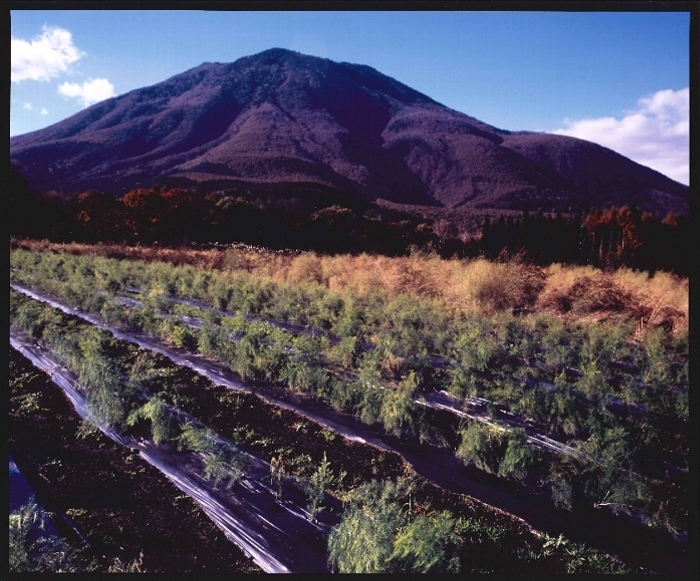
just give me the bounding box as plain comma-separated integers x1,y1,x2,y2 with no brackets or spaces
253,46,303,59
10,50,689,215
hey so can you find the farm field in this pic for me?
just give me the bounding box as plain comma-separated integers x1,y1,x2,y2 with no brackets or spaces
9,240,689,574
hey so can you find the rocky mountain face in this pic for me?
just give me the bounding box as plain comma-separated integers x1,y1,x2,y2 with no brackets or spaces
10,48,689,215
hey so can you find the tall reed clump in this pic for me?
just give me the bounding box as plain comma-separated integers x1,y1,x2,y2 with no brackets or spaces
440,258,545,313
268,251,547,316
538,263,688,334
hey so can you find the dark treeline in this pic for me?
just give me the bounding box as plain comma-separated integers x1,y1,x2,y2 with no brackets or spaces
8,166,449,256
8,164,688,275
480,207,689,276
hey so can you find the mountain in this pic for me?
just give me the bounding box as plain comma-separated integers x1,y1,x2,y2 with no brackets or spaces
10,48,689,215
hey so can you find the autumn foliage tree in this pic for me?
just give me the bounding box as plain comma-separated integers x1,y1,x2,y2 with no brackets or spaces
581,205,688,274
74,190,122,241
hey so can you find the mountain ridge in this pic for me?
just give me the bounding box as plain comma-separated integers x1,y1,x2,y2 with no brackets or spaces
10,48,689,215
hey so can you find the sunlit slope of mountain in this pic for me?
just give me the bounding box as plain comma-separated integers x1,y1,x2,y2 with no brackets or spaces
10,48,688,214
500,133,689,215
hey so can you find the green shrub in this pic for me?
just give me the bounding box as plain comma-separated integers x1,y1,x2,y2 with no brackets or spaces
126,395,178,445
378,375,421,437
160,319,198,350
9,500,95,572
328,477,461,573
498,428,539,482
77,332,135,428
301,452,335,521
178,423,247,489
456,422,508,474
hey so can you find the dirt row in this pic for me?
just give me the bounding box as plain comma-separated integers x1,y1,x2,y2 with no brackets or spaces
9,346,261,573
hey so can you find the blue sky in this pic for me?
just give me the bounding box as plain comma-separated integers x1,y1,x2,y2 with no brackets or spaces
10,10,690,184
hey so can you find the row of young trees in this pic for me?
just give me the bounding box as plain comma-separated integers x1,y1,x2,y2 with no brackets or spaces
9,257,687,535
9,164,688,273
10,288,252,493
11,246,688,451
12,303,626,574
11,289,362,529
7,293,525,573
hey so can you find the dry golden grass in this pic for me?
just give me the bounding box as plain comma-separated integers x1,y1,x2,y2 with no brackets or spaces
538,263,688,334
12,238,688,332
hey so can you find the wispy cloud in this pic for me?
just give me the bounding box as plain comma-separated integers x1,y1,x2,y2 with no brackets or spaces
41,108,49,115
11,26,85,82
23,102,32,110
58,78,115,107
555,88,689,185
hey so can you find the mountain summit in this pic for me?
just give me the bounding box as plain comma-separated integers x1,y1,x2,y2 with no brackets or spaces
10,48,688,215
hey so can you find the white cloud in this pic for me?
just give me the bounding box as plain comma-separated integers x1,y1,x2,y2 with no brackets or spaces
555,88,689,185
58,78,115,107
11,26,85,82
23,102,32,110
41,108,49,115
